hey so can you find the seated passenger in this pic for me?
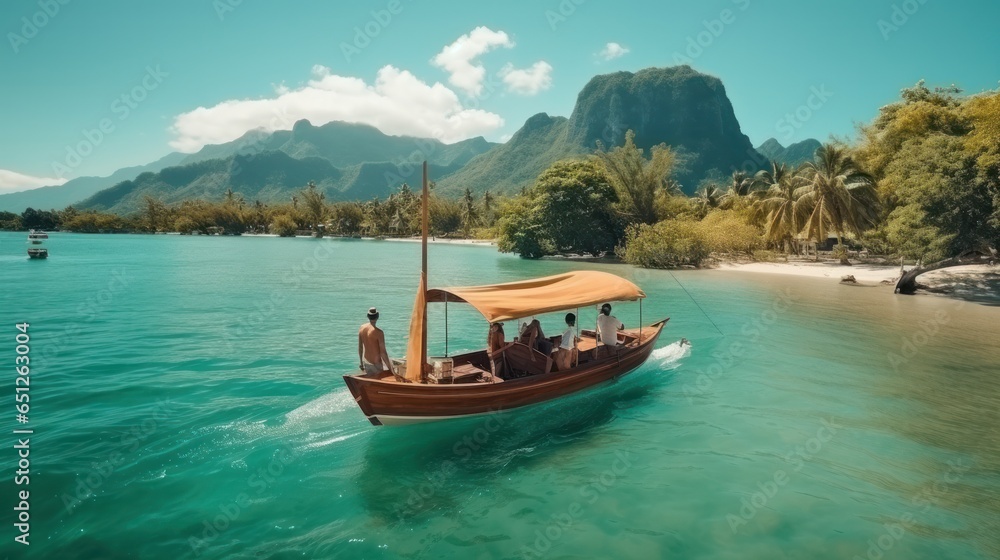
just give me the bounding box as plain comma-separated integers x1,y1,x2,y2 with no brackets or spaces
554,313,579,371
518,319,553,355
596,303,624,355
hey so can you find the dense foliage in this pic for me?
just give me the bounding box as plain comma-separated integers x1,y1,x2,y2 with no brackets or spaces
619,210,762,267
31,121,497,216
1,181,498,239
594,130,676,225
495,160,621,258
855,81,1000,261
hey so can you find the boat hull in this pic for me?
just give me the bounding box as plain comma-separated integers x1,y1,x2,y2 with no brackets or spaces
344,320,666,425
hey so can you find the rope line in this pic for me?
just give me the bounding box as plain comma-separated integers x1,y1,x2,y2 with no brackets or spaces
668,271,724,336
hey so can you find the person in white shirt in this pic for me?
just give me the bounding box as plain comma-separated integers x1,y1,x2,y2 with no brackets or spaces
554,313,578,370
596,303,624,352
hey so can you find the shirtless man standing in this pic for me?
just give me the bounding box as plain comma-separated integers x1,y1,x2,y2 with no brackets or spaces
358,307,393,376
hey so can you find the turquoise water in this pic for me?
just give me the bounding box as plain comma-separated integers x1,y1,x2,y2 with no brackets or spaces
1,232,998,559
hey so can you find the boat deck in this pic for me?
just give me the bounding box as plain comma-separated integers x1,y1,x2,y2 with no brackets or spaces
364,326,660,386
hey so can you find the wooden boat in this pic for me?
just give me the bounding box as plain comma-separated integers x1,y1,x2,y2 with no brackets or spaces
343,162,667,426
27,248,48,259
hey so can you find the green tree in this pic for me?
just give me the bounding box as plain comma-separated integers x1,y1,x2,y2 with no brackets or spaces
460,187,477,237
480,190,497,227
21,207,59,230
720,170,759,210
752,162,802,252
429,198,462,236
331,202,365,235
795,144,880,262
300,181,327,236
695,184,723,211
0,211,23,230
142,195,167,232
856,83,1000,258
594,129,675,225
495,196,551,259
495,160,620,258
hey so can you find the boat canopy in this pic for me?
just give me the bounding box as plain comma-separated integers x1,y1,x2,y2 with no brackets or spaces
426,271,645,323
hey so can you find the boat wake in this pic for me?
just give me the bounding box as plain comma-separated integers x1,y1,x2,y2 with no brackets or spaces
651,339,691,368
284,389,356,426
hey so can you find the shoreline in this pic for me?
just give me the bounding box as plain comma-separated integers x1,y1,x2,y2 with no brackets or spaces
8,231,996,290
381,236,496,247
714,260,999,285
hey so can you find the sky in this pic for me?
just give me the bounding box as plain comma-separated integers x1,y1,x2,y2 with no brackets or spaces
1,0,999,193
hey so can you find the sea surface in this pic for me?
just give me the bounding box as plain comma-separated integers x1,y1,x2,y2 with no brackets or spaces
1,231,998,560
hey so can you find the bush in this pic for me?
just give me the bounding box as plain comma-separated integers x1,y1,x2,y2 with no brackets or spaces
752,250,785,263
270,214,298,237
173,216,198,234
618,219,710,268
700,210,763,258
468,226,496,240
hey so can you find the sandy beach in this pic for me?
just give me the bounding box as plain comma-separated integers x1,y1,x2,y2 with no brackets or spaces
716,260,999,285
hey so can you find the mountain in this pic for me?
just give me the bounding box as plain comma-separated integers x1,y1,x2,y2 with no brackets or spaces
439,65,767,195
179,120,494,169
756,138,822,167
75,150,470,214
16,120,496,215
436,113,583,196
0,152,186,213
19,66,777,213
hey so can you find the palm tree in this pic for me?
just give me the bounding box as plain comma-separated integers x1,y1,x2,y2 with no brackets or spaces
142,195,166,232
720,170,758,209
695,184,723,210
300,181,327,236
794,144,880,263
460,188,477,238
481,190,496,227
753,162,801,253
594,129,676,225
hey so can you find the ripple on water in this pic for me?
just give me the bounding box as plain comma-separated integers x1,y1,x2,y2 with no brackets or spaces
2,234,998,560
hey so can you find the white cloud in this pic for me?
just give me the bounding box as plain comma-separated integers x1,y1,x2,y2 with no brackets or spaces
499,61,553,95
168,65,505,153
431,26,514,97
0,169,67,194
598,42,630,61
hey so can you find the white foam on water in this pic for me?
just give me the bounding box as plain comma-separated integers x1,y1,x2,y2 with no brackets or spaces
284,389,356,425
651,339,692,368
304,431,362,449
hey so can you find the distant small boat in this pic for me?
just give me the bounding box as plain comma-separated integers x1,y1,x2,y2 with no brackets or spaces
27,248,48,259
28,230,48,244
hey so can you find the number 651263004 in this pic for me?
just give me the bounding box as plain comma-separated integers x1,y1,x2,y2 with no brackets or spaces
15,323,30,422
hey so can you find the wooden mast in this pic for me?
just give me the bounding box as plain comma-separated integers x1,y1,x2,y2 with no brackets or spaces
420,161,429,378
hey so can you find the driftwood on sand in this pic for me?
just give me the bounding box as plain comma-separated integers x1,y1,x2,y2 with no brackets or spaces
894,250,997,295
